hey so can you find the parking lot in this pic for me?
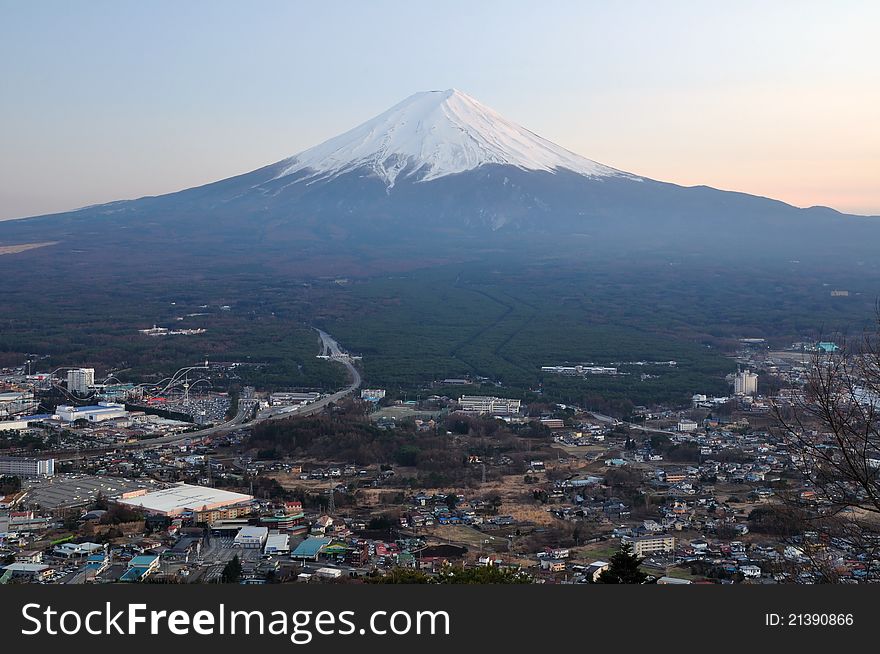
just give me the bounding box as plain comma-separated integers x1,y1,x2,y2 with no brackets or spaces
200,534,263,565
22,475,154,510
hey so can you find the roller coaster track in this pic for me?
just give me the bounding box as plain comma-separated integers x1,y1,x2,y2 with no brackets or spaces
46,329,360,461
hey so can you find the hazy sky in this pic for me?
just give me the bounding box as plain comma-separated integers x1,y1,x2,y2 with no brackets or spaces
1,0,878,220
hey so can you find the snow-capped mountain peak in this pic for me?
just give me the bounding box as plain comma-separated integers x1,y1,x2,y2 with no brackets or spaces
275,88,637,187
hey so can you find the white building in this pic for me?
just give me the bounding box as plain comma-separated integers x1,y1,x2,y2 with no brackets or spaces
116,483,254,518
360,389,386,401
56,402,127,423
67,368,95,395
233,525,269,549
740,564,762,578
264,532,290,555
734,369,758,396
53,541,104,558
315,567,343,579
677,419,699,433
459,395,521,416
0,418,33,432
625,535,675,557
0,456,55,477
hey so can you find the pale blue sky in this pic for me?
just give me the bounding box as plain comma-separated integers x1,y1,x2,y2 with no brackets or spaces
1,0,878,219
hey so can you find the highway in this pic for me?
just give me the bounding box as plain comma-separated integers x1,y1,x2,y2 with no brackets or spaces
253,335,361,423
589,411,678,436
53,329,361,461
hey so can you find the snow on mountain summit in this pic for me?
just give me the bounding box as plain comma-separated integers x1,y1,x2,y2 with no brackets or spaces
275,89,637,187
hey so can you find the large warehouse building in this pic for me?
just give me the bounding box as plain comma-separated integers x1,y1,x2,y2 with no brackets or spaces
56,402,128,423
115,483,254,521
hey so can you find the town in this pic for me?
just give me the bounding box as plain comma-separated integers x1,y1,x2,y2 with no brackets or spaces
1,332,872,585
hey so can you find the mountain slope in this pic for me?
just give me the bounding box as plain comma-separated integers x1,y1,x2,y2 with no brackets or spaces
0,89,877,269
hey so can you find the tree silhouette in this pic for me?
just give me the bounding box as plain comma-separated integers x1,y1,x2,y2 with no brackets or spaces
366,568,431,584
436,565,531,584
222,554,242,583
368,565,532,584
773,311,880,581
596,542,648,584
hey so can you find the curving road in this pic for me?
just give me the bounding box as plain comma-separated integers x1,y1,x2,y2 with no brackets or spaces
253,332,361,423
53,329,361,461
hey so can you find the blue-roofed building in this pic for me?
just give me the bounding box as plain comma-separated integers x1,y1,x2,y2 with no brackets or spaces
292,537,331,561
120,568,143,582
817,341,840,353
120,554,159,582
85,553,109,573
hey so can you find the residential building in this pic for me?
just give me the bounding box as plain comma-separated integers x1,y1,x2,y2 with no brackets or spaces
740,565,762,578
625,534,676,557
67,368,95,395
734,369,758,396
0,456,55,477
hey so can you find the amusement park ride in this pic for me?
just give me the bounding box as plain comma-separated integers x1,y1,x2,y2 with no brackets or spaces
40,361,216,409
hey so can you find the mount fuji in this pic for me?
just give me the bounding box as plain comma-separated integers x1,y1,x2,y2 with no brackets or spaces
1,89,877,268
273,89,636,187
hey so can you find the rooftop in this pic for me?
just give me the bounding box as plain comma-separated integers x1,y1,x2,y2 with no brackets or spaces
116,483,253,515
292,537,332,558
60,404,123,413
235,526,268,539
